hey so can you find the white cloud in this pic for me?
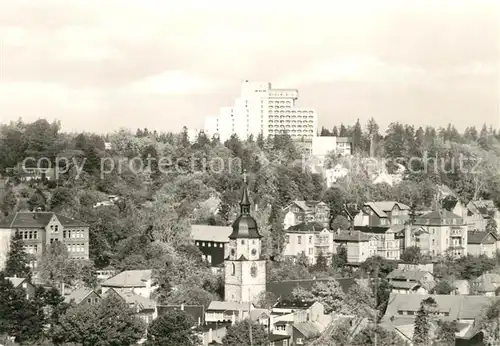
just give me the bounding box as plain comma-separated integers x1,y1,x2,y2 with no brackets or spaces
128,71,222,95
442,62,498,77
278,55,435,87
0,82,102,109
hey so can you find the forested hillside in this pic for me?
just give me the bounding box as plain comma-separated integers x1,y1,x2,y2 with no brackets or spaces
0,118,499,306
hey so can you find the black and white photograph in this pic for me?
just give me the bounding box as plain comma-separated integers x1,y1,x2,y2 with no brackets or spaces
0,1,498,345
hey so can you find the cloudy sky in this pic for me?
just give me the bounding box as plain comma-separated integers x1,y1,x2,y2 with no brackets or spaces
0,0,498,133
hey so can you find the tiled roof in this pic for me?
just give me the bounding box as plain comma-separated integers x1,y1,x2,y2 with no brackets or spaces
0,212,87,228
468,200,498,218
364,202,387,218
108,288,155,311
383,293,500,324
190,225,232,243
418,209,462,221
267,278,356,302
293,322,322,338
249,308,270,321
363,201,410,219
386,269,432,281
157,305,205,324
207,301,251,311
285,200,329,213
64,287,99,304
468,231,498,244
333,230,373,242
102,270,152,288
269,334,291,342
286,222,327,233
6,277,27,288
472,273,500,292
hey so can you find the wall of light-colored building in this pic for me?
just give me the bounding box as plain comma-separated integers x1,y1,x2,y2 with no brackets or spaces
405,224,468,257
0,228,14,270
204,81,317,141
468,243,497,258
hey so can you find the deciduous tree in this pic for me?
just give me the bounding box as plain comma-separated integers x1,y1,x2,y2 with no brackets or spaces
145,309,200,346
222,320,268,346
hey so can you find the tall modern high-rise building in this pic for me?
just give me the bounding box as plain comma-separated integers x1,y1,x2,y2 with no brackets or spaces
204,80,318,142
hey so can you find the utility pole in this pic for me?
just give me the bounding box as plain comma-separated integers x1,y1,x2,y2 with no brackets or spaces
248,288,253,346
374,266,379,346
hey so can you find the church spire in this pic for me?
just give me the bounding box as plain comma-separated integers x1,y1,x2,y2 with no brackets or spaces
240,170,251,214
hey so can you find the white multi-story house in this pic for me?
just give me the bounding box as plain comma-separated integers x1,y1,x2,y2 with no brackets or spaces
406,210,468,258
283,201,330,230
204,80,318,142
283,223,332,264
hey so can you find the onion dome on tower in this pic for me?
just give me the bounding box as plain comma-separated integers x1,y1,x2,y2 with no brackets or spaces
229,170,262,239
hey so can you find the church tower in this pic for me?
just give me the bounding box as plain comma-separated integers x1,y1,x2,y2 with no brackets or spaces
224,171,266,303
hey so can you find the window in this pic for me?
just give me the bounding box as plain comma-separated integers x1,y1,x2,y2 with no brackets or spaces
298,236,302,244
308,248,313,255
296,338,304,344
202,242,205,247
208,243,211,247
231,263,236,276
286,235,290,244
309,236,312,244
241,239,245,245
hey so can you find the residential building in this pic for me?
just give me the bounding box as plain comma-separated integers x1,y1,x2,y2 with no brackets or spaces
283,223,332,264
204,80,318,142
332,230,377,264
325,164,349,187
452,280,471,295
269,334,291,346
191,225,231,269
64,287,101,306
101,269,157,299
467,231,499,257
311,136,353,159
224,176,266,304
353,201,410,227
406,209,468,257
386,269,436,294
465,200,500,232
205,301,253,323
0,212,90,270
381,293,500,337
447,198,500,232
283,201,330,229
95,268,116,282
104,287,157,324
353,224,405,261
6,277,35,299
470,273,500,296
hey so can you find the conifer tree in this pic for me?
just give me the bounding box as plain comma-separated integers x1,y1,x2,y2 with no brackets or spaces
413,298,435,345
4,232,32,279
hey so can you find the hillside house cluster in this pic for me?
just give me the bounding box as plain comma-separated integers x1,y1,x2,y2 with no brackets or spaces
0,212,90,276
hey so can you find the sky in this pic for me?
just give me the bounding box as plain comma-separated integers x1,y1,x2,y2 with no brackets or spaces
0,0,499,133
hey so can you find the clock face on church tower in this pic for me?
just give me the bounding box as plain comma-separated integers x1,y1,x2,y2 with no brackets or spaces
251,248,257,256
